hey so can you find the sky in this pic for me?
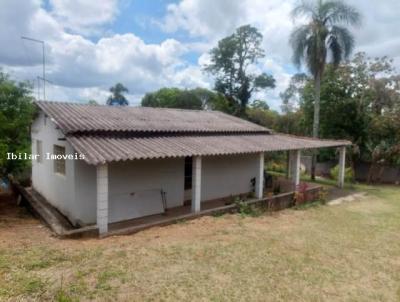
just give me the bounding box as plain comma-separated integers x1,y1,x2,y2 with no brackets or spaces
1,0,399,110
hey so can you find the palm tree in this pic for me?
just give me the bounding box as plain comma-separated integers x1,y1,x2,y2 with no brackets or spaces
290,0,361,179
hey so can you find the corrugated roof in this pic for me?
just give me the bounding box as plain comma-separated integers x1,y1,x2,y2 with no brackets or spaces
36,101,270,134
35,101,351,165
67,134,351,165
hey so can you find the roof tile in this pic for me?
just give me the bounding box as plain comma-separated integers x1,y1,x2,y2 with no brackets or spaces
36,101,270,134
67,134,351,165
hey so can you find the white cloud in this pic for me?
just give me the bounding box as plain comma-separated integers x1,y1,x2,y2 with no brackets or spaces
159,0,298,109
1,0,400,110
0,0,211,104
160,0,400,109
49,0,119,35
161,0,246,38
346,0,400,70
0,0,61,66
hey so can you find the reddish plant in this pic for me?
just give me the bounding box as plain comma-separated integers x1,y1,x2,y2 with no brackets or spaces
294,182,309,205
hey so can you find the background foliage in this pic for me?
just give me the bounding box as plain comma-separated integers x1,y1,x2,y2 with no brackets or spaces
0,72,35,177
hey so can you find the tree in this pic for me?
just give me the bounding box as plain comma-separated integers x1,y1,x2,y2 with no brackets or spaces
0,72,36,177
280,73,308,113
251,100,270,111
87,99,98,105
141,87,235,113
205,25,275,116
299,53,400,179
107,83,129,106
300,63,370,163
290,0,361,179
246,100,305,135
141,88,201,109
246,106,279,130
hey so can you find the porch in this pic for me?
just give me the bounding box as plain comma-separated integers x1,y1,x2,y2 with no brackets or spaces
96,147,347,236
104,177,322,237
11,174,323,238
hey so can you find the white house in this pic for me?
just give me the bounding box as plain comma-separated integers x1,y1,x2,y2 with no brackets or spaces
31,101,350,235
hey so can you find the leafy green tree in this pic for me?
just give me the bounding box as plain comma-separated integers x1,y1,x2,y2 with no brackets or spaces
290,0,361,179
246,100,305,135
251,100,270,111
300,53,400,177
301,64,369,162
87,99,98,105
205,25,275,116
246,107,278,130
0,72,35,177
141,88,201,109
280,73,308,113
247,108,306,136
274,110,306,135
107,83,129,106
141,87,235,113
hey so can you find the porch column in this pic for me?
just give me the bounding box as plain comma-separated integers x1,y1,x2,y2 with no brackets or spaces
191,156,202,213
338,146,346,188
256,152,264,199
291,150,301,188
287,151,293,179
97,164,109,235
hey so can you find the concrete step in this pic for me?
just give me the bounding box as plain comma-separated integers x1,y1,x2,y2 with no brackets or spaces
13,182,74,236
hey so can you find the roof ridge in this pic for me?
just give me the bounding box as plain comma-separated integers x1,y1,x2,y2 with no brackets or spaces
35,100,223,114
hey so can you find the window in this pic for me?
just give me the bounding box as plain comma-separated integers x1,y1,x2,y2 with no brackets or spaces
53,145,66,175
36,140,42,163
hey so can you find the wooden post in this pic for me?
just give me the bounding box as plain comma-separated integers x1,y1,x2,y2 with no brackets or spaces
97,164,108,235
338,146,346,188
191,156,202,213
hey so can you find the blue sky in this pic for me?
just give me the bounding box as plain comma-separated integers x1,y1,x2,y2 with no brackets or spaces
1,0,399,110
114,1,178,43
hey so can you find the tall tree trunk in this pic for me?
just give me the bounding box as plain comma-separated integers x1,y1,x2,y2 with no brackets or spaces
311,72,321,180
367,162,376,184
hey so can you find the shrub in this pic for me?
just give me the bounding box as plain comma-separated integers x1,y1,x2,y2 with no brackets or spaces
234,198,261,217
330,165,354,183
293,182,309,206
272,183,281,195
267,161,286,173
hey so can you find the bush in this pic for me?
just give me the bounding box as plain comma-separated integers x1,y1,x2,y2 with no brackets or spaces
234,198,261,217
293,182,309,206
330,165,354,183
267,161,286,173
0,72,36,178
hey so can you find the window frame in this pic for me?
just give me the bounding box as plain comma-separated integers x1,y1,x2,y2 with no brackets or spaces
53,145,66,175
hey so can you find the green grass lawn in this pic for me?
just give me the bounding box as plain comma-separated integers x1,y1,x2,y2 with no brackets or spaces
1,184,400,301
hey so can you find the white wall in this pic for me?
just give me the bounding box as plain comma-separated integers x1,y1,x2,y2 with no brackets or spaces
32,113,185,226
201,154,259,201
73,159,97,224
31,112,260,225
73,158,185,224
107,158,185,223
31,112,77,223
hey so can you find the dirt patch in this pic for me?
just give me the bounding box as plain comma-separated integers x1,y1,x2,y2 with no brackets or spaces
0,193,53,247
328,192,367,205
